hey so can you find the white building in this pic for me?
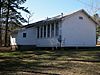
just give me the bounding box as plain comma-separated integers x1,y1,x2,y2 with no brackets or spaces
11,9,98,49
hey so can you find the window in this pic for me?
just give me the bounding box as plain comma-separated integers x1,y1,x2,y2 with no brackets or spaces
44,25,46,38
37,27,39,38
55,22,59,36
40,26,43,38
23,33,26,38
79,16,83,19
47,24,50,37
51,23,54,37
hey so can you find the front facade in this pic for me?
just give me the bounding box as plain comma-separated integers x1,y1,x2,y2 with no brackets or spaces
11,9,97,49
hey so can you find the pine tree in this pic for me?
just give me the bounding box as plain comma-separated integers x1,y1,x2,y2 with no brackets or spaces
1,0,30,46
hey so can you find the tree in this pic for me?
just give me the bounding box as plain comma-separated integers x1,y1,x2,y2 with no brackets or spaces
0,0,2,46
93,13,100,44
1,0,30,46
26,12,34,25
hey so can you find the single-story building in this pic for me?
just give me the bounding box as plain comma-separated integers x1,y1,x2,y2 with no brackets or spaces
10,9,98,49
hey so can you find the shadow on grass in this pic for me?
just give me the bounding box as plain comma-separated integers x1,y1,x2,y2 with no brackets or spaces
0,58,60,75
0,49,100,75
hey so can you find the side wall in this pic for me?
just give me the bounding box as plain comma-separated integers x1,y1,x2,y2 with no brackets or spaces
36,38,59,47
36,24,60,47
61,12,96,47
11,27,37,50
16,27,37,45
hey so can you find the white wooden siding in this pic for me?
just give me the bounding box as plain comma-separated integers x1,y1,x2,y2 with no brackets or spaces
11,10,96,47
16,28,36,45
61,12,96,47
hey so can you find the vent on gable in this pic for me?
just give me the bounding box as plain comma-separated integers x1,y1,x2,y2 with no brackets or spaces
79,16,83,19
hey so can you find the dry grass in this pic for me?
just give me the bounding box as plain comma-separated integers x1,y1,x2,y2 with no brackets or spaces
0,49,100,75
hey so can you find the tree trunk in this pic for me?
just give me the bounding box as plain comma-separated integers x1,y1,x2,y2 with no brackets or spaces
4,0,10,47
0,0,2,46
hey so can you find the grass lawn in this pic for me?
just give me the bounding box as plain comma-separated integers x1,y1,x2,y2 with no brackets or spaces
0,49,100,75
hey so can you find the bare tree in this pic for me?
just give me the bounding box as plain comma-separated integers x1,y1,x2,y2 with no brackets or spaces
26,12,34,25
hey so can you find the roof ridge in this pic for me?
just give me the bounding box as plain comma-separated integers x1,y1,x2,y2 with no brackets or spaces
22,9,98,28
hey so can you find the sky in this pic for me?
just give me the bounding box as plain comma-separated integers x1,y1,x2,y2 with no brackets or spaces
21,0,100,25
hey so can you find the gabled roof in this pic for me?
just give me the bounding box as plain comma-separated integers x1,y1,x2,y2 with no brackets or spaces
22,17,61,28
22,9,99,28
